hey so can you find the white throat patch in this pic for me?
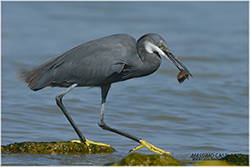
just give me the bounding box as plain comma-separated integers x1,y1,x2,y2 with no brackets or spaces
144,41,165,56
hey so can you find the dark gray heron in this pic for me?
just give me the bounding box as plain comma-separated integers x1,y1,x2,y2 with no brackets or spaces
18,33,192,154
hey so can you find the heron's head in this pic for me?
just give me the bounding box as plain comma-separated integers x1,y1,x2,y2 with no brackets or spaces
141,33,193,83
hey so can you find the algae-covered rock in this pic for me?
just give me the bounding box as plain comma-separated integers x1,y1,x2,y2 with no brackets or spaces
1,141,115,155
106,153,185,166
193,154,249,166
220,154,249,166
196,160,232,166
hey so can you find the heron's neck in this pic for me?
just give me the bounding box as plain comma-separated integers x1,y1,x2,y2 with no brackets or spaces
136,44,161,77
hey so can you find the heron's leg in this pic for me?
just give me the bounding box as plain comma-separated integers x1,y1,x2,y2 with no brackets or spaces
55,83,86,143
98,85,141,143
55,83,111,152
98,85,171,155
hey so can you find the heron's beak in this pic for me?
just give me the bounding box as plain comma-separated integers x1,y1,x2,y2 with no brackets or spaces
161,49,193,79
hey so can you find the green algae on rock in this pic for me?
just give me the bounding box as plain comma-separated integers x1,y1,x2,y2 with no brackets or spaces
1,141,115,155
196,160,231,166
193,154,249,166
220,154,249,166
106,153,185,166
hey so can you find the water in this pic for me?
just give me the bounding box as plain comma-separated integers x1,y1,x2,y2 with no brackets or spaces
1,1,248,165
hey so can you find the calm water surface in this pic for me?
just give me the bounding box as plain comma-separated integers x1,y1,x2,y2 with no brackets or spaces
1,1,248,165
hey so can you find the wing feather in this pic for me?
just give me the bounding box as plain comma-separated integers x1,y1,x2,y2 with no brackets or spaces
19,34,138,90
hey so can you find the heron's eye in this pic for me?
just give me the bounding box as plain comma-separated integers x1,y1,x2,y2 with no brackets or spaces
159,44,164,49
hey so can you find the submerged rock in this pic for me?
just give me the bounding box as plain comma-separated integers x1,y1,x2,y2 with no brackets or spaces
195,160,231,166
220,154,249,166
192,154,249,166
107,153,249,166
106,153,185,166
1,141,115,155
2,142,248,166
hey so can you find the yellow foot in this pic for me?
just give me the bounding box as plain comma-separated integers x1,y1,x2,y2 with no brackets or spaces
130,140,171,155
71,139,111,153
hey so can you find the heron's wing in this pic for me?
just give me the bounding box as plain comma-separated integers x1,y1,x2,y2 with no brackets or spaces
30,34,138,89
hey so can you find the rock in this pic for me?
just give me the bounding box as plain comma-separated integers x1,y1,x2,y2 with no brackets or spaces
106,153,185,166
220,154,249,166
1,141,115,155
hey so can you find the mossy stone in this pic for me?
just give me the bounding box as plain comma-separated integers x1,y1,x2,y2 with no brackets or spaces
1,141,115,155
106,153,185,166
220,154,249,166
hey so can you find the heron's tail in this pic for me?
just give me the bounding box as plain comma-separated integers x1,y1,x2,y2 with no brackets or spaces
17,56,61,91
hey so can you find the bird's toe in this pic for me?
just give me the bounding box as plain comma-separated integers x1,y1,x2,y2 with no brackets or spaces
130,139,171,155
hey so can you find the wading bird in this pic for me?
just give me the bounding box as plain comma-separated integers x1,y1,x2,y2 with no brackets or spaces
18,33,192,154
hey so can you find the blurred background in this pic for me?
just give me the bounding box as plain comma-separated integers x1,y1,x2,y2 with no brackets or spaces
1,1,248,165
